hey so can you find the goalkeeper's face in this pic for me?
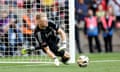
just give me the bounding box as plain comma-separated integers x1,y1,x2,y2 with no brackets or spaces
37,14,48,28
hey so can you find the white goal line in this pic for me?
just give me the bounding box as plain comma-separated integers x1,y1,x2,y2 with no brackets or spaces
0,60,120,68
0,60,120,63
0,62,54,64
90,60,120,63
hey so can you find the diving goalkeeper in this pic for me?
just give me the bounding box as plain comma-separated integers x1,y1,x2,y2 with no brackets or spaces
22,12,70,66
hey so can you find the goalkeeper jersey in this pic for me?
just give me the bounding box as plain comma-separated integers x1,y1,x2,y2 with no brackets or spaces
34,20,60,48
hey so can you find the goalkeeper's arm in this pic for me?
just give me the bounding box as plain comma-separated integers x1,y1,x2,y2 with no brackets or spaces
57,28,67,51
57,28,66,42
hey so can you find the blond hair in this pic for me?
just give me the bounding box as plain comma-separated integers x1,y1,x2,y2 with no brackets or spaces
35,12,47,20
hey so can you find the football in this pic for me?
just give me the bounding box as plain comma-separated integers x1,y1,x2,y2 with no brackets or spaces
77,55,89,67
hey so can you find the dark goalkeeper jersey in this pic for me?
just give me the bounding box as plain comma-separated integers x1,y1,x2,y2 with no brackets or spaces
34,20,60,48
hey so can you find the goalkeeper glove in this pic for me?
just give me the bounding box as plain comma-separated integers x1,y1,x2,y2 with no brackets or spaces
58,41,67,51
21,46,35,55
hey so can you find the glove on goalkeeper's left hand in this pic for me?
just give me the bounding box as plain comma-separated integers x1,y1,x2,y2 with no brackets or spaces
58,41,67,51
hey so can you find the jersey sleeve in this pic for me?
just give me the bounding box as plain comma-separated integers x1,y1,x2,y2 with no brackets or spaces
48,20,59,31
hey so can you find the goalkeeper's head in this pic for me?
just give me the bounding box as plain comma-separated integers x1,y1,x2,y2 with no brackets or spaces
35,12,48,29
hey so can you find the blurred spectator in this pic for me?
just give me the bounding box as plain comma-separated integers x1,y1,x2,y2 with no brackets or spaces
8,18,23,56
100,0,107,11
7,6,23,56
100,11,115,53
75,0,88,53
90,0,101,15
8,5,17,23
96,4,105,21
75,0,88,22
49,5,61,27
0,10,9,56
84,9,101,53
107,6,114,16
108,0,120,23
90,0,107,15
41,0,54,6
21,9,36,50
0,10,9,34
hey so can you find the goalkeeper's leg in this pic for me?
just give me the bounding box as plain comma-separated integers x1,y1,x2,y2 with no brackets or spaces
59,50,70,64
52,47,70,64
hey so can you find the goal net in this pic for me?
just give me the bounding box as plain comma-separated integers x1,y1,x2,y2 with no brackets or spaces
0,0,75,63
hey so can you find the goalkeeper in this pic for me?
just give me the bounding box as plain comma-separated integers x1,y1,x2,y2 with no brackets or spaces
22,12,70,66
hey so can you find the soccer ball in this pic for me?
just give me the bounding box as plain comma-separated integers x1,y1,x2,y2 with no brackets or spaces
77,55,89,67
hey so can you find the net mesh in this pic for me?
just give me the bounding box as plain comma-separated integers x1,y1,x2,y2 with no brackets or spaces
0,0,69,63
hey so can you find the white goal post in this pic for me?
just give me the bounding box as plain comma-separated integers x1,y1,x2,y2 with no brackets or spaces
68,0,75,63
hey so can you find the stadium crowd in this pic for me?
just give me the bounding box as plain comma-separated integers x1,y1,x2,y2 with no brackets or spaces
75,0,120,53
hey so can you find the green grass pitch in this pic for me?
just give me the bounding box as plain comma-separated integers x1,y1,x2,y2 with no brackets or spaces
0,53,120,72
